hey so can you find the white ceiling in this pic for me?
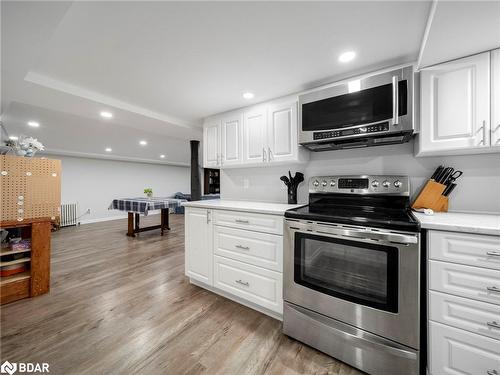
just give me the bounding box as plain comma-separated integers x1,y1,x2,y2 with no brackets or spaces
2,1,498,164
419,1,500,67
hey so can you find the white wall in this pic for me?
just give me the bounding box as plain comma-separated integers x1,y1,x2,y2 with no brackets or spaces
221,141,500,214
58,156,190,223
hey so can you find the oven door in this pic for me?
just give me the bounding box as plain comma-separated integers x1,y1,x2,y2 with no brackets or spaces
284,219,420,349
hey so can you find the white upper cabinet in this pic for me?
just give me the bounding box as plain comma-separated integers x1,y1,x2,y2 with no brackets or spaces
203,99,308,169
220,112,243,166
267,101,298,163
492,48,500,148
203,119,220,168
417,52,492,156
243,106,267,164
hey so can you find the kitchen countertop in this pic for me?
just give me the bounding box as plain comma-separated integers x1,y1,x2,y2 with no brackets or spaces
181,199,305,215
413,211,500,236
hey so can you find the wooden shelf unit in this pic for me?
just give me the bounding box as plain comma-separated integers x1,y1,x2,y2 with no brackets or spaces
1,218,51,304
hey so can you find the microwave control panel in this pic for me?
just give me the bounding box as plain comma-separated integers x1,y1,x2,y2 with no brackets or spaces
313,122,389,140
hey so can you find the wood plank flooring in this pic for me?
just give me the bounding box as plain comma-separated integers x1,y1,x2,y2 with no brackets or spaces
1,214,362,375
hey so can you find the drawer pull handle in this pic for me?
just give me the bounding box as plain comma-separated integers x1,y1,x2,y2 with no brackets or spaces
235,279,249,287
487,370,498,375
235,219,249,224
235,245,250,250
486,251,500,257
487,321,500,329
487,286,500,293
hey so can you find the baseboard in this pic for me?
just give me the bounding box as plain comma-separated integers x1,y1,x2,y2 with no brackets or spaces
190,278,283,321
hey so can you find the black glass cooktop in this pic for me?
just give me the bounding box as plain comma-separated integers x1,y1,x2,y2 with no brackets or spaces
285,194,420,232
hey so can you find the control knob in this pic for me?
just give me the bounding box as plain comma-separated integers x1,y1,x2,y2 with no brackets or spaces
330,180,336,187
371,180,379,188
313,180,319,187
382,180,391,188
321,180,328,187
394,180,402,188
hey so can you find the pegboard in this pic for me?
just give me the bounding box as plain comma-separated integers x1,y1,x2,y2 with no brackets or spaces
0,155,61,222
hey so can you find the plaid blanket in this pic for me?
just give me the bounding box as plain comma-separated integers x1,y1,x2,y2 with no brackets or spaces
108,197,186,216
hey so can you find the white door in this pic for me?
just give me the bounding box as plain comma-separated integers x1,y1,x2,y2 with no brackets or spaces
203,120,220,168
492,48,500,148
185,208,213,285
419,52,491,155
243,107,267,164
220,112,243,166
267,101,298,163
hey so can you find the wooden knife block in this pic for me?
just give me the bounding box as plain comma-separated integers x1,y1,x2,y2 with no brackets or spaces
412,180,449,212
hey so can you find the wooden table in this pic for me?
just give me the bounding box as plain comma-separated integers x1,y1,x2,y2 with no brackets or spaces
108,198,185,237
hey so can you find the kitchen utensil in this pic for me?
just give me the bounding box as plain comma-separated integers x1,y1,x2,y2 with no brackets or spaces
444,170,463,186
438,167,454,184
430,165,444,181
443,183,457,196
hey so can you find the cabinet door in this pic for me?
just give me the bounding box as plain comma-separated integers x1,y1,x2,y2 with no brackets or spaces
220,112,243,166
243,107,267,164
492,49,500,148
203,120,220,168
419,52,491,155
267,101,298,163
185,208,213,285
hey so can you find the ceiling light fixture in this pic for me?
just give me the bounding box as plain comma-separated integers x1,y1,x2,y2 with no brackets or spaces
243,92,254,100
100,111,113,119
160,154,165,159
139,140,147,146
27,121,40,127
105,147,112,152
338,51,356,63
9,136,18,141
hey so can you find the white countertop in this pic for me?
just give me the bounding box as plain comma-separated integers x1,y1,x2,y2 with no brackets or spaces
413,211,500,236
181,199,305,215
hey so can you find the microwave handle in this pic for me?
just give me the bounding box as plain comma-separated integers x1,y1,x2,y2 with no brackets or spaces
392,76,399,125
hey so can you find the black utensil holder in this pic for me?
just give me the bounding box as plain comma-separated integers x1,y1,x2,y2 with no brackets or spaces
287,187,298,204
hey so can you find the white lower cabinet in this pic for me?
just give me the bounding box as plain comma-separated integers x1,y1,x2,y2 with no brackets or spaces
213,255,282,314
428,230,500,375
430,321,500,375
185,207,284,318
185,208,213,285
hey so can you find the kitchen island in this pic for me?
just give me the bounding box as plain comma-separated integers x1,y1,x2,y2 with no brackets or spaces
182,199,303,319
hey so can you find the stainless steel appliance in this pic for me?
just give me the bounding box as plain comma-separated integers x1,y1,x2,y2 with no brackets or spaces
298,66,414,151
283,175,421,375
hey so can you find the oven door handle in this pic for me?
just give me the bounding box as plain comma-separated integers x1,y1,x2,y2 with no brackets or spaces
392,75,399,125
290,225,418,245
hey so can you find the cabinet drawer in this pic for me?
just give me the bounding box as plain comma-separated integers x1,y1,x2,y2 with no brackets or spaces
429,230,500,271
430,260,500,305
213,210,283,235
429,322,500,375
214,226,282,272
213,256,282,314
430,291,500,341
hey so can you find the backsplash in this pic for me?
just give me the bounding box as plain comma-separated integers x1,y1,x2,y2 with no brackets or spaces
220,141,500,214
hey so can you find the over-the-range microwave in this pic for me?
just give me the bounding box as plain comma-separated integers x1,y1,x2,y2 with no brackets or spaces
298,65,415,151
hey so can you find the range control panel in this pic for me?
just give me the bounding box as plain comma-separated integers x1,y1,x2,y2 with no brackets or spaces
309,175,410,195
313,122,390,140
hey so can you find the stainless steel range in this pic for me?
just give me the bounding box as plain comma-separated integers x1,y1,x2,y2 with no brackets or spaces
283,175,422,375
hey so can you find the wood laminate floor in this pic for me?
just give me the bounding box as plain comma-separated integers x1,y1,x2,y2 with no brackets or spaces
1,214,362,375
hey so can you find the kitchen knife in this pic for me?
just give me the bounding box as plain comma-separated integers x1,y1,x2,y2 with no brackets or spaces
438,167,454,184
443,183,457,196
430,165,444,181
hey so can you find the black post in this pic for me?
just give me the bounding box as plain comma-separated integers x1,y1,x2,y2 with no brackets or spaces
190,140,201,201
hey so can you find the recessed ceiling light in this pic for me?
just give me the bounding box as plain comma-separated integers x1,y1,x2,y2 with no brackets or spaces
100,111,113,119
243,92,254,99
9,136,18,141
105,147,112,152
27,121,40,127
139,140,147,146
338,51,356,63
160,154,166,159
